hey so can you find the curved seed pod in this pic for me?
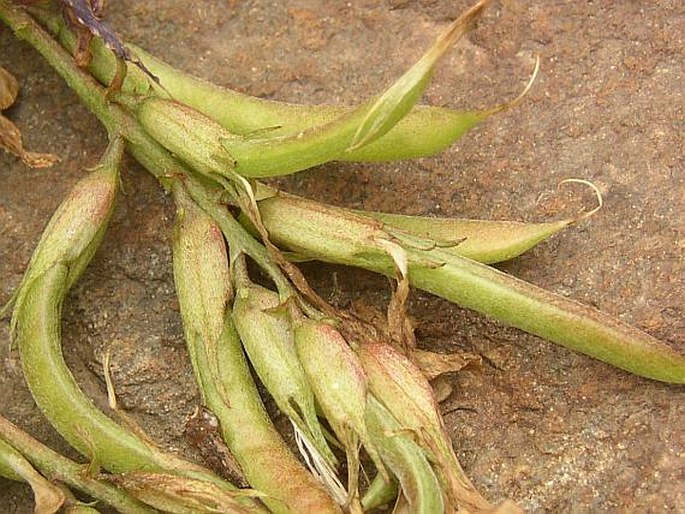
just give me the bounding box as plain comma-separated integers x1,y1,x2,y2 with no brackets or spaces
0,417,156,513
130,44,485,154
364,396,445,514
407,247,685,384
46,4,504,164
231,282,336,469
0,438,65,514
173,188,340,514
14,263,258,512
6,141,257,511
255,193,685,383
293,319,386,510
135,1,491,179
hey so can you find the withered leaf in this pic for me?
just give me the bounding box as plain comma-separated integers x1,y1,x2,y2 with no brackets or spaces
0,114,59,168
0,67,19,110
411,349,482,381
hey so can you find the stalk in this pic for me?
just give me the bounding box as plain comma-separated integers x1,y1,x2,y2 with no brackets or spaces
0,437,65,514
0,417,156,514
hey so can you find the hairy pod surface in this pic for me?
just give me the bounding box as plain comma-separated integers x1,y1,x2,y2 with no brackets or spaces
136,97,237,179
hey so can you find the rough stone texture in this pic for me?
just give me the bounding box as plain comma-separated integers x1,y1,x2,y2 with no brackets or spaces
1,1,683,512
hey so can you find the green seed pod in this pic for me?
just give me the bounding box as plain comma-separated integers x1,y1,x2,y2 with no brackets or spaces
50,4,504,165
172,183,231,387
356,342,445,441
357,342,520,512
247,186,572,266
135,2,491,179
0,438,65,514
124,44,486,162
136,97,237,180
364,396,445,514
293,319,385,507
232,283,336,468
249,188,685,384
172,188,341,514
250,193,391,265
7,142,254,512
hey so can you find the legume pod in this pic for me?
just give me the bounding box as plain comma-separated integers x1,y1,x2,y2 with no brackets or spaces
254,193,685,384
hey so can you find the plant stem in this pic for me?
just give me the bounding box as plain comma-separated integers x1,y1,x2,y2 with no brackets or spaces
0,417,157,514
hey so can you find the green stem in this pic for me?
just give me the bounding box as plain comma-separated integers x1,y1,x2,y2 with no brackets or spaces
0,417,157,514
0,2,302,300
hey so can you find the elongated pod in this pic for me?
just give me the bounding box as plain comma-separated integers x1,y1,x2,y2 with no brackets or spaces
244,187,572,265
135,2,492,178
255,194,685,383
172,187,341,514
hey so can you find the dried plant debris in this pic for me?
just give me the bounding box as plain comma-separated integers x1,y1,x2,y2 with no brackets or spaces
0,66,59,168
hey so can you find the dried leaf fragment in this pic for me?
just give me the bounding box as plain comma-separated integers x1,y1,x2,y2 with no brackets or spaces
0,114,59,168
0,67,19,110
0,67,59,168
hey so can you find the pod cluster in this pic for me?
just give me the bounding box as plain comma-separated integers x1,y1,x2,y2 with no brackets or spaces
1,1,683,513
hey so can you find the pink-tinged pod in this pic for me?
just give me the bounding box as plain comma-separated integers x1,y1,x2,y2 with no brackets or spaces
356,341,521,513
172,184,231,365
293,319,386,508
5,137,122,327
